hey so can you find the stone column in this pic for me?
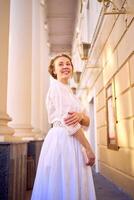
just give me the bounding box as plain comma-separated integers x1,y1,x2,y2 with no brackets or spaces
39,2,50,136
31,0,41,138
7,0,34,140
0,0,14,141
31,0,50,139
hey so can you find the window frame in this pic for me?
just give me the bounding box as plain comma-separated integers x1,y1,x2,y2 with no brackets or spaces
106,79,119,150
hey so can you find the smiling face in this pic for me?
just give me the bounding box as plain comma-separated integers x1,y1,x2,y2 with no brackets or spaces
53,56,73,84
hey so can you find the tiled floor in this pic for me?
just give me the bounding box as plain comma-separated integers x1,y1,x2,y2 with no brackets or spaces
25,171,133,200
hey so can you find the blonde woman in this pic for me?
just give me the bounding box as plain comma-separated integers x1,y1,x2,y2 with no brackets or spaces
31,54,96,200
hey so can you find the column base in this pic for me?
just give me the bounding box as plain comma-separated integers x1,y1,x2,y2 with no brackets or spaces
0,113,14,140
0,135,22,142
6,124,45,141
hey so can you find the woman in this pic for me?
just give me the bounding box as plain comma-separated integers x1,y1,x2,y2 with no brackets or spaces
31,53,96,200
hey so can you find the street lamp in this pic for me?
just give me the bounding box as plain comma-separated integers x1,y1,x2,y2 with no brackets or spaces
73,71,82,83
78,42,91,60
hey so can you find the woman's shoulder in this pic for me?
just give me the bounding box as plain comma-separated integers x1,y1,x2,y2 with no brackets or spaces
50,77,70,92
46,78,62,100
49,77,61,89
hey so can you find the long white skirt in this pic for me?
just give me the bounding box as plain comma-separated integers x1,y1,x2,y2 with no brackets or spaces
31,127,96,200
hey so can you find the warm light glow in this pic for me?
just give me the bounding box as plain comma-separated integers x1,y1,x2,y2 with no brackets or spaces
117,120,129,147
44,22,48,30
106,46,114,67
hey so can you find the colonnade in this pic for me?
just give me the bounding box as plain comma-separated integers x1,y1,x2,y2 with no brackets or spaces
0,0,50,142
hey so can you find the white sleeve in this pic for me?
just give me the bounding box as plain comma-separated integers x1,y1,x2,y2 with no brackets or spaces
46,81,81,135
45,88,57,124
80,104,90,132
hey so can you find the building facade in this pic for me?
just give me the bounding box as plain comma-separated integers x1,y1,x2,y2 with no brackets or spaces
72,0,134,197
0,0,134,199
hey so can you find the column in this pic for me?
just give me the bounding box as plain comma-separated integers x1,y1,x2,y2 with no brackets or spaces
7,0,34,140
0,0,14,141
31,0,41,138
31,0,50,139
39,2,50,135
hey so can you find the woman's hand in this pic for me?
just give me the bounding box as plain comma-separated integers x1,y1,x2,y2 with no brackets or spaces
85,148,95,166
64,112,83,126
82,146,95,166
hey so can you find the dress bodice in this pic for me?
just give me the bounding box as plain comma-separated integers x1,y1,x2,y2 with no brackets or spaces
46,78,81,123
46,77,88,135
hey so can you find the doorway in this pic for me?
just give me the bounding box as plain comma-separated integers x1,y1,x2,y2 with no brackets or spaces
88,98,99,173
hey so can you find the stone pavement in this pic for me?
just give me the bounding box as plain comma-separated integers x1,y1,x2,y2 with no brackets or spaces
26,171,133,200
93,170,133,200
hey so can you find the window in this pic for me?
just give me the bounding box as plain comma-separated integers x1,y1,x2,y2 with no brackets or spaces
106,79,119,150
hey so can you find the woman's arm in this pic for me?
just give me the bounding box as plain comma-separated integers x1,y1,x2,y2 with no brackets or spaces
79,112,90,126
64,111,90,127
73,128,95,166
64,112,95,166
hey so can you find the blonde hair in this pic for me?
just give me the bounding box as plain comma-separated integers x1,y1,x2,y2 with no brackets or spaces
48,53,74,79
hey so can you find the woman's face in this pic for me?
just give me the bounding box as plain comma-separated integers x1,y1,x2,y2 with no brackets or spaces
54,56,73,82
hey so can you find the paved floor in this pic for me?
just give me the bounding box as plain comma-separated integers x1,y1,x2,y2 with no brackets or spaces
93,170,133,200
26,171,133,200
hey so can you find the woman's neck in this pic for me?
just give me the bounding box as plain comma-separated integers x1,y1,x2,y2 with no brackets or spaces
58,78,69,85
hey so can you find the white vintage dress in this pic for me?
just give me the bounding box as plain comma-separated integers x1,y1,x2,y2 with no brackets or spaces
31,78,96,200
